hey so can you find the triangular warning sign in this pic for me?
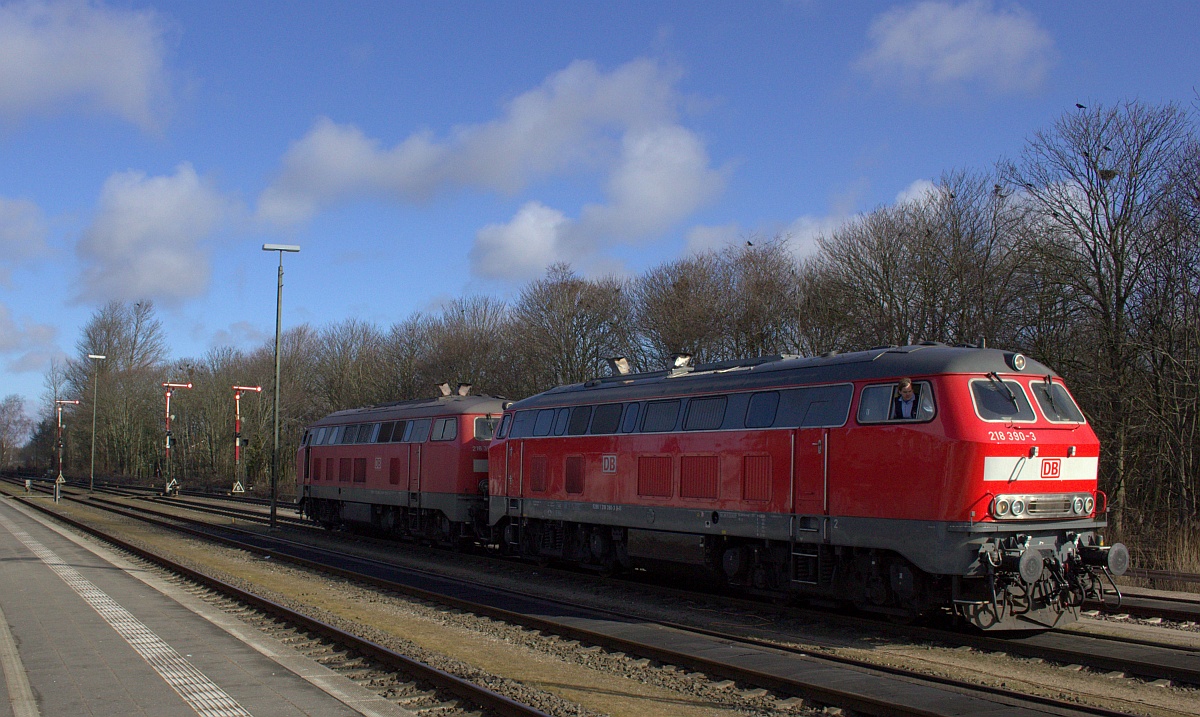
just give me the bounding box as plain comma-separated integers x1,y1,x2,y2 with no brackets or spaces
232,481,245,494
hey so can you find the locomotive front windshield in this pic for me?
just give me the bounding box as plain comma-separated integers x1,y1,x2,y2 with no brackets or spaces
474,417,500,440
1031,381,1086,423
971,378,1036,421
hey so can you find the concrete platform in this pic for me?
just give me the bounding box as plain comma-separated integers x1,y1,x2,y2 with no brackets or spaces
0,496,413,717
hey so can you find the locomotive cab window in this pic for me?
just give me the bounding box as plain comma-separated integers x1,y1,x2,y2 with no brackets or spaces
533,409,556,436
1031,380,1086,423
496,414,511,439
315,427,327,445
745,391,779,428
408,418,432,442
474,417,499,440
970,377,1036,422
376,422,395,443
509,410,535,438
431,417,458,441
389,420,408,442
857,382,935,424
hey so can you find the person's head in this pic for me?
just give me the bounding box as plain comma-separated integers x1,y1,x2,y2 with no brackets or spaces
897,377,914,400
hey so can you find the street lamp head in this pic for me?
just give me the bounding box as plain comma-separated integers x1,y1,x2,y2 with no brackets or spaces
88,354,107,360
262,243,300,252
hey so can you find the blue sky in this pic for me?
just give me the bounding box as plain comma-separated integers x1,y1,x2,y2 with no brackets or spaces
1,0,1197,410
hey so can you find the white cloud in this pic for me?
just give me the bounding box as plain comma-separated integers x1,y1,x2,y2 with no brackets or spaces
468,125,725,282
257,58,685,226
784,214,850,259
206,321,269,351
895,178,937,204
0,303,57,372
685,223,742,254
469,202,570,282
856,1,1054,95
76,163,232,303
259,58,726,283
0,0,170,128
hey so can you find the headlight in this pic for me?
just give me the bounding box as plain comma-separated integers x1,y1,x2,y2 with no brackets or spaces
1084,496,1095,513
1010,499,1026,516
1072,497,1085,514
994,498,1011,517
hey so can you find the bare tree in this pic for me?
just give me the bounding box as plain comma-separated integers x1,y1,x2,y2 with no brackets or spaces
1003,100,1193,529
0,395,33,468
511,264,636,392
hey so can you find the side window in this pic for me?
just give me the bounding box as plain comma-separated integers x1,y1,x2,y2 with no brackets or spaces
391,420,408,442
553,408,570,436
621,403,640,433
315,427,328,445
567,406,592,435
509,410,536,438
971,378,1035,422
376,422,395,443
801,384,855,427
745,392,780,428
533,409,556,436
431,417,457,441
408,418,432,442
684,396,727,431
367,423,381,443
590,404,623,434
857,382,935,424
474,417,499,440
496,414,511,439
642,400,680,432
330,426,344,444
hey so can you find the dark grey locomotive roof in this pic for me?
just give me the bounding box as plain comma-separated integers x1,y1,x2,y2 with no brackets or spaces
509,345,1054,411
310,395,508,428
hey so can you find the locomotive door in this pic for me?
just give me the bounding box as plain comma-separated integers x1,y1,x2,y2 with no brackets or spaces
408,444,422,490
793,428,827,517
505,441,522,501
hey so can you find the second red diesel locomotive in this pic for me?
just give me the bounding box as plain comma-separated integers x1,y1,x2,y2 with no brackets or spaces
297,344,1128,631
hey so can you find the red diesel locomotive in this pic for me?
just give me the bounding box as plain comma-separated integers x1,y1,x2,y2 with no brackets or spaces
296,389,504,543
297,345,1128,631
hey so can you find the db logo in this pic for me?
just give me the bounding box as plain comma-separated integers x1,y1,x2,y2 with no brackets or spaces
1041,458,1062,478
601,455,618,473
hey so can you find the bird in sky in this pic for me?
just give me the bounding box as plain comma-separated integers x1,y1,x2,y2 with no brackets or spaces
1076,103,1087,109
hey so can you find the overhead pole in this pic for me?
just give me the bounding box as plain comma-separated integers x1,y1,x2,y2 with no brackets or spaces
263,243,300,530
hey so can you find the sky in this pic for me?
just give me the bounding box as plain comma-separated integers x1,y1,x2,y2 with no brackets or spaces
1,0,1197,412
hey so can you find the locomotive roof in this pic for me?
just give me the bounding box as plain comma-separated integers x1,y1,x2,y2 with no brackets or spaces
310,394,508,427
510,345,1057,410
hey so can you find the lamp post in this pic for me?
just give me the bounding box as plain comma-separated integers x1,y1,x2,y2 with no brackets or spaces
87,354,106,492
263,243,300,530
54,399,80,502
232,385,262,492
162,382,192,494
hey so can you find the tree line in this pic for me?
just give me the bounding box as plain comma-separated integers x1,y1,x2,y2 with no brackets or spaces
3,100,1197,560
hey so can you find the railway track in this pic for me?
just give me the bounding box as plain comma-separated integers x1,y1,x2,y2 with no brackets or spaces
2,483,552,717
7,478,1194,717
